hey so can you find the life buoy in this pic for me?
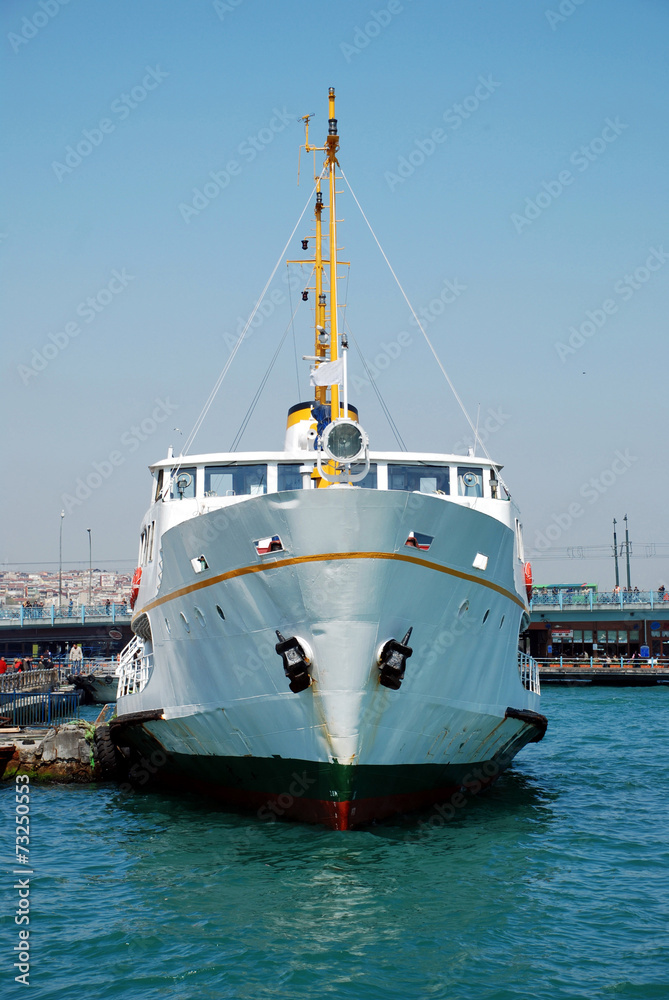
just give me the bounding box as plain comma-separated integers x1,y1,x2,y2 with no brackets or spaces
130,567,142,610
524,562,533,602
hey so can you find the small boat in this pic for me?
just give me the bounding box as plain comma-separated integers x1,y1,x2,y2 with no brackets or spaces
112,89,546,829
69,667,119,705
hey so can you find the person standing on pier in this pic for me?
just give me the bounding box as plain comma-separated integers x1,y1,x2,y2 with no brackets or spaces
0,656,7,674
69,643,83,673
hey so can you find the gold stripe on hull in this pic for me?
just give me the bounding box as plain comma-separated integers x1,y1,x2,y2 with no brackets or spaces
134,549,525,621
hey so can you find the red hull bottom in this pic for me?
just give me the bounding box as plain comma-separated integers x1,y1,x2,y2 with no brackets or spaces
151,772,475,830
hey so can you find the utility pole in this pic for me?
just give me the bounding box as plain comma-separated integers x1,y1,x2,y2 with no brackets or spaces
87,528,92,605
624,514,631,590
612,518,620,589
58,509,65,610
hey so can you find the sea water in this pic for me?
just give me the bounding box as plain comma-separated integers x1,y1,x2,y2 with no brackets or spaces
4,687,669,1000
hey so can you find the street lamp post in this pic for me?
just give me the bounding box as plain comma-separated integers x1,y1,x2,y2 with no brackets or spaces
612,518,620,589
624,514,632,590
58,509,65,610
87,529,92,606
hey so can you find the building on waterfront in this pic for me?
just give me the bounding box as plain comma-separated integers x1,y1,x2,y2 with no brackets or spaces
0,568,131,609
527,587,669,660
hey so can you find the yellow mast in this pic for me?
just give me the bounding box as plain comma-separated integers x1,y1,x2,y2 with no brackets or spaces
325,87,340,420
302,90,340,413
314,176,326,405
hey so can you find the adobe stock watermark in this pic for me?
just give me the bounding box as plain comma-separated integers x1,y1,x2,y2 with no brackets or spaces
528,449,637,556
545,0,587,31
17,269,135,386
52,66,168,181
256,772,316,822
451,406,511,457
212,0,243,20
352,276,466,392
385,75,501,192
13,774,32,986
117,748,167,796
61,397,178,513
8,0,73,55
221,270,303,353
555,247,668,362
511,117,628,234
340,0,408,62
179,107,295,224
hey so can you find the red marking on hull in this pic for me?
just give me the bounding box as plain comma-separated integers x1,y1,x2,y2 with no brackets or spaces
155,771,465,829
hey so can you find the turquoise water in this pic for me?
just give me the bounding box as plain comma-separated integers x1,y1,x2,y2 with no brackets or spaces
5,688,669,1000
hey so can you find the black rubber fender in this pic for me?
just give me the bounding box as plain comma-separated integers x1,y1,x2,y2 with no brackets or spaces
93,723,124,780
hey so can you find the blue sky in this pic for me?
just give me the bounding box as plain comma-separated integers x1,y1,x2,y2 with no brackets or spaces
2,0,667,587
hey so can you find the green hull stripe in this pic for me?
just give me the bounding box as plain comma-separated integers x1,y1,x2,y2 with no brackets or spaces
116,725,521,801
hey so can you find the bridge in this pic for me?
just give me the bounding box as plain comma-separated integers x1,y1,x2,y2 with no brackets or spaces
0,605,133,659
530,589,669,613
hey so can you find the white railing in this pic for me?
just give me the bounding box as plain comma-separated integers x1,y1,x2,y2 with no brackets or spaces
518,651,540,694
530,590,669,611
534,656,669,670
117,635,153,698
0,668,59,694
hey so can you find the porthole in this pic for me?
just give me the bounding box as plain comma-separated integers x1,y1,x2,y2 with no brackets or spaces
463,472,477,487
482,609,490,624
215,605,226,621
179,612,190,633
164,617,171,634
194,606,206,628
499,615,505,629
458,599,470,618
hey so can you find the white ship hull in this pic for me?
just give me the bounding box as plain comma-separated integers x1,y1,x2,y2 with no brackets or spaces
112,488,545,828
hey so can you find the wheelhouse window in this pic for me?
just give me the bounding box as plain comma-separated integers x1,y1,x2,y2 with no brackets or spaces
204,464,267,497
388,464,449,495
351,462,377,489
277,464,303,492
169,467,196,499
457,466,483,497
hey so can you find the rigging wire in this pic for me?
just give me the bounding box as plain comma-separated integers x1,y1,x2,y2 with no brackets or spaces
229,299,303,451
287,269,302,400
339,256,407,450
346,324,407,451
170,169,326,485
339,168,508,491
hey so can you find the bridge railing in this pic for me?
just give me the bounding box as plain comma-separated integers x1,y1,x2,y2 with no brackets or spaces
530,590,669,611
0,689,81,727
0,668,59,693
0,604,132,627
533,656,669,670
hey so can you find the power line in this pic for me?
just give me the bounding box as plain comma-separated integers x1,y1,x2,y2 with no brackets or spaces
1,560,134,568
532,543,669,560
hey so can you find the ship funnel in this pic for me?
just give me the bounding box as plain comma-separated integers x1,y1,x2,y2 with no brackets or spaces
284,400,359,451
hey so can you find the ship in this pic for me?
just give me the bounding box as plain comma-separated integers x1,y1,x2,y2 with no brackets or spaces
110,89,546,830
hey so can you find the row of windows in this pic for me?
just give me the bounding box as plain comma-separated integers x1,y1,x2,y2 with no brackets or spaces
157,463,492,500
552,630,638,643
139,521,155,564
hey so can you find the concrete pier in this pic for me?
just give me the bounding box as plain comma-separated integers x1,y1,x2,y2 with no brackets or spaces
0,722,96,781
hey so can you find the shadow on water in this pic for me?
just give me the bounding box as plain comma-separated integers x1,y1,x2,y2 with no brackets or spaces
103,758,557,869
367,764,557,844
